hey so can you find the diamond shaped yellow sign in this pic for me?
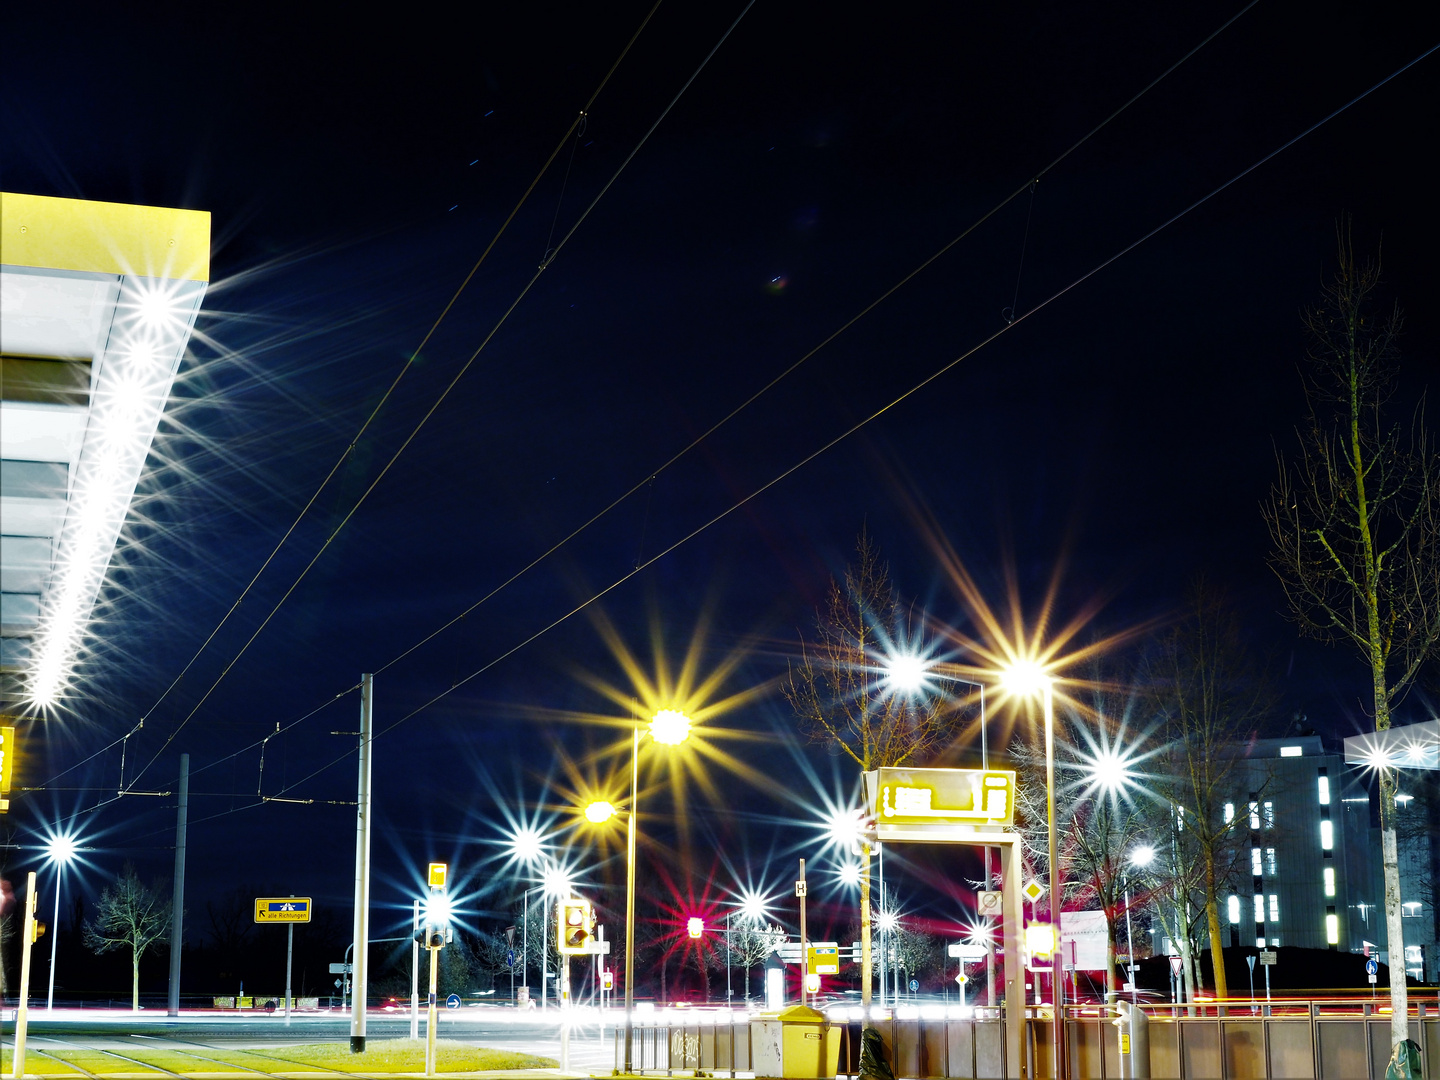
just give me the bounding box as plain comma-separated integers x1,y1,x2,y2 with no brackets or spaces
1022,880,1046,903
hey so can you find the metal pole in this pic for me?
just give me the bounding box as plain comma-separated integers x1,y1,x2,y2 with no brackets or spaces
46,865,61,1010
425,944,439,1075
13,872,38,1079
981,685,997,1009
624,725,639,1072
799,859,808,1009
543,895,549,1010
411,900,420,1039
1124,875,1137,1005
727,909,732,1004
878,842,886,1009
350,672,374,1053
524,890,530,994
561,954,571,1072
285,920,294,1026
167,753,189,1017
1044,681,1064,1080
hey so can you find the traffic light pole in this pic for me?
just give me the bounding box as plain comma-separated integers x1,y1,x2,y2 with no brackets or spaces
425,943,439,1076
560,954,571,1072
12,871,37,1080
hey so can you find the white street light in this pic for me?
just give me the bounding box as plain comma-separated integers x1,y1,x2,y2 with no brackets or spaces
44,834,79,1011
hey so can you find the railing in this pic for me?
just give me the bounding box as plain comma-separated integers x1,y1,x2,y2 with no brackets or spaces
613,998,1439,1079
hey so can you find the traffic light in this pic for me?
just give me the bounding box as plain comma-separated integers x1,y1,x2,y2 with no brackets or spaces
686,917,703,939
32,920,46,943
414,926,446,949
557,897,594,954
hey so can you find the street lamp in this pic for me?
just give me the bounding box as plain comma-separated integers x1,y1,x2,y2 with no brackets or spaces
44,834,78,1011
1000,659,1062,1079
1125,845,1155,1005
583,707,692,1073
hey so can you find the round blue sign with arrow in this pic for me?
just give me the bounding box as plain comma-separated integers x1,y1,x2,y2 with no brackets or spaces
909,978,919,993
1366,958,1379,976
446,993,461,1009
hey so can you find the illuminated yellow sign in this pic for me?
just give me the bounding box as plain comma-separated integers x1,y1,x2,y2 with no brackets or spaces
428,863,447,888
807,945,840,975
254,898,312,923
875,768,1015,826
0,725,14,800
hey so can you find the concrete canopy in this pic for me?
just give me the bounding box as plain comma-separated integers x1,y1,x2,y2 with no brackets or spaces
1,192,209,706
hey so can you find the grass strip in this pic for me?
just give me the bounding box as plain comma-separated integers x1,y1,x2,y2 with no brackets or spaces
226,1039,557,1073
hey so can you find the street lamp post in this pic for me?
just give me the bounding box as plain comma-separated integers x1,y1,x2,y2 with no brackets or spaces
1002,661,1063,1080
44,835,77,1011
585,707,691,1074
1125,846,1155,1006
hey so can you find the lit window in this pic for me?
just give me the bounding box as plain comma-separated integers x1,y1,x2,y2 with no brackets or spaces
1280,746,1303,757
1249,802,1260,829
1318,776,1330,805
1256,936,1267,948
1402,902,1422,918
1395,794,1413,808
1252,848,1263,877
1323,868,1335,897
1254,895,1265,923
1326,914,1339,944
1263,801,1274,829
1320,821,1334,850
1269,895,1279,922
1266,848,1277,877
1176,805,1185,831
1224,802,1235,824
1228,896,1241,924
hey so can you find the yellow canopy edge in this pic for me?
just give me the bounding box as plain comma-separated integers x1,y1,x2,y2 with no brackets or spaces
0,191,210,282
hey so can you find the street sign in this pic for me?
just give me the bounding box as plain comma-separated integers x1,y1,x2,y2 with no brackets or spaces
955,973,968,985
334,979,342,989
795,880,807,897
948,942,988,959
1022,880,1045,903
976,890,1003,916
1025,923,1057,963
329,962,352,974
1168,955,1184,976
1246,955,1256,972
577,939,611,955
445,994,461,1009
1259,950,1277,966
428,863,447,889
255,897,312,923
872,767,1017,827
1366,958,1379,976
808,945,840,975
804,973,821,994
909,978,919,993
602,971,614,990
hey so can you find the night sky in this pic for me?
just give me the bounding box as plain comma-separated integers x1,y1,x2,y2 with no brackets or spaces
3,1,1438,994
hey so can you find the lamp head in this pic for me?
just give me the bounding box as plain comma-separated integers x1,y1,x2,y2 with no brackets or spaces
884,652,928,694
999,659,1050,698
46,834,78,865
1129,845,1156,868
649,709,692,746
584,801,616,824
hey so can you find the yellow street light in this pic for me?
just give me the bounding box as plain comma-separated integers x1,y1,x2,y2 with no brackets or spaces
584,801,616,824
1000,658,1064,1080
648,709,692,746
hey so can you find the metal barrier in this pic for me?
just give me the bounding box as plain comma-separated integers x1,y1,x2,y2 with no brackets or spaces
611,1000,1438,1079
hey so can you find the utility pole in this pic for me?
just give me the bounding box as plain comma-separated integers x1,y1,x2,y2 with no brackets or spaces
798,859,808,1009
285,895,295,1026
12,871,38,1080
350,673,374,1053
411,899,421,1039
167,754,189,1016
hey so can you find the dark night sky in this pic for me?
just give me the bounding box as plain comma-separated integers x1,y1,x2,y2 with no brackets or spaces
3,1,1438,977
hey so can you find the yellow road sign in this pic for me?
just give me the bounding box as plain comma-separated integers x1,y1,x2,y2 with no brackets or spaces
874,768,1017,827
428,863,447,888
255,897,312,923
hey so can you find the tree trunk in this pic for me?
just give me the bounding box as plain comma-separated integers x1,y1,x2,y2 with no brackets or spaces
860,841,873,1008
1379,772,1410,1046
132,948,141,1012
1104,913,1120,995
1203,850,1227,1001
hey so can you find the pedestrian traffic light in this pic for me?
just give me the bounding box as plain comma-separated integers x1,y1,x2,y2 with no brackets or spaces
687,917,703,939
414,926,446,949
558,897,595,954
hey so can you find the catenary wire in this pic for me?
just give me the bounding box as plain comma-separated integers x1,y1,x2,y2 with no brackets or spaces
45,0,1258,812
107,0,670,792
367,0,1261,680
250,39,1440,807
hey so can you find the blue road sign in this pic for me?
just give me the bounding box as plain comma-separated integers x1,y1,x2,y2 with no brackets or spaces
446,993,461,1009
1366,958,1379,976
909,979,919,993
507,948,515,968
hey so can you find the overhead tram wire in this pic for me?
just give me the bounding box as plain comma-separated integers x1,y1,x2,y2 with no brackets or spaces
362,0,1260,680
50,0,1258,811
103,0,674,794
241,38,1440,810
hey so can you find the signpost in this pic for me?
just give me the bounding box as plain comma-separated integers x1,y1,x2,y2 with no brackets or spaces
256,897,311,1026
1258,949,1275,1003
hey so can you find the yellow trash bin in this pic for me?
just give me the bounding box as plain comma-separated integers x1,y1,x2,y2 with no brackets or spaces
750,1004,841,1079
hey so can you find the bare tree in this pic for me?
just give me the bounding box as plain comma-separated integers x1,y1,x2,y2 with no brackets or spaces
1264,227,1440,1044
710,922,786,1002
83,864,171,1011
1147,584,1272,1002
784,529,957,1006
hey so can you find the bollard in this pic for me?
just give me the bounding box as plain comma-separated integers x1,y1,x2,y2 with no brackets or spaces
1110,1000,1150,1080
